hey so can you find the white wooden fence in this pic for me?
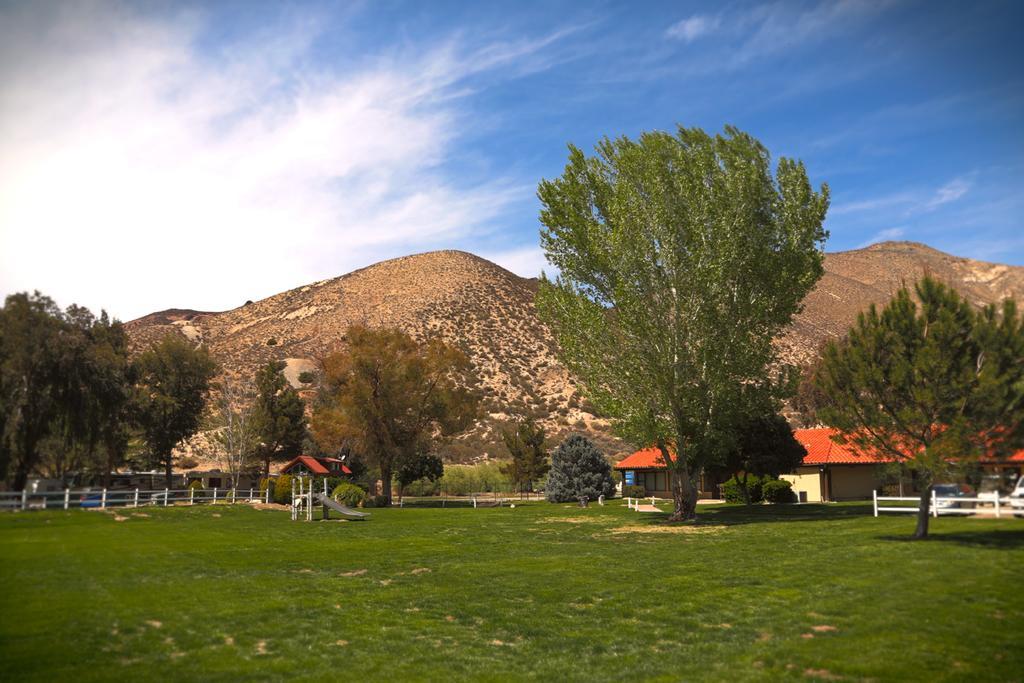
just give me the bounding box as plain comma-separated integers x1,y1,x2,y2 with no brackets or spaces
873,490,1022,518
0,486,272,512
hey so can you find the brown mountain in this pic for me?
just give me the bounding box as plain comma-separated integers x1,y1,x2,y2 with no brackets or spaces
126,242,1024,463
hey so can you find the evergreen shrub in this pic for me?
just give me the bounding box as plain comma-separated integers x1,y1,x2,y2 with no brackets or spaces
545,435,615,504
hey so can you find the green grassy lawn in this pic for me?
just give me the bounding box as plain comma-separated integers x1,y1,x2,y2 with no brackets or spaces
1,501,1021,682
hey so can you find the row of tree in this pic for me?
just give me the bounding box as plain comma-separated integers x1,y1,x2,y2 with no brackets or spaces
0,292,308,489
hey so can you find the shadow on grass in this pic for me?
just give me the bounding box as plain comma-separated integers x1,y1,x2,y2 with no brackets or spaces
877,529,1024,548
624,503,876,527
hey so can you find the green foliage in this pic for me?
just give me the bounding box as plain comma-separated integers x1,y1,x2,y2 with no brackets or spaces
188,479,204,491
499,416,550,493
761,478,796,504
721,476,765,504
132,334,218,487
311,326,479,504
721,476,794,504
251,361,306,476
297,371,315,384
330,482,367,507
396,454,444,492
439,462,511,495
535,124,829,519
815,277,1024,538
272,475,294,505
266,338,277,346
0,293,133,489
363,494,390,508
545,434,615,504
722,413,807,482
621,484,645,498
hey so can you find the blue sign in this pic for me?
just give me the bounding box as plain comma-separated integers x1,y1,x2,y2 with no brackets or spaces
624,471,635,485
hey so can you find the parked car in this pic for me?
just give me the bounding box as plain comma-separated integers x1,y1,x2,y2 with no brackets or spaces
976,474,1010,504
933,483,971,509
79,492,103,508
1009,475,1024,517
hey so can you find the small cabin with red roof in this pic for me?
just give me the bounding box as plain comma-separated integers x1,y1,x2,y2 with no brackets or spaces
279,455,352,478
613,447,727,499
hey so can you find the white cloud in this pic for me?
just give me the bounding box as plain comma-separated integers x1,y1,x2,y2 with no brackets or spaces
0,3,562,320
831,175,972,219
926,177,971,209
666,15,720,42
857,226,905,248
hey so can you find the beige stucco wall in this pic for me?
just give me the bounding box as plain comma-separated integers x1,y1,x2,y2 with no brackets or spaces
781,467,823,503
830,465,880,501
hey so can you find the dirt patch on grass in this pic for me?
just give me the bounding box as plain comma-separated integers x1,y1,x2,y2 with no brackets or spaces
131,513,150,518
804,668,843,680
255,640,268,655
410,567,431,575
541,517,606,524
250,502,290,511
145,620,162,629
608,524,725,535
811,625,838,633
340,569,367,577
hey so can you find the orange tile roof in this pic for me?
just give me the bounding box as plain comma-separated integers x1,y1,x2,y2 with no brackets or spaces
614,447,673,470
793,427,892,465
614,427,1024,469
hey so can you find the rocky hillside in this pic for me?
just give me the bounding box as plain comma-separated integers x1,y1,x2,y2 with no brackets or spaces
127,251,618,463
780,241,1024,367
127,242,1024,464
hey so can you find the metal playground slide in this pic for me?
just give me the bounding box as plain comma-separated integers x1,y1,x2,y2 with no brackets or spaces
314,493,369,518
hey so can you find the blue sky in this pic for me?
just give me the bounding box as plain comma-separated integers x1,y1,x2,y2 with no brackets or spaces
1,0,1021,320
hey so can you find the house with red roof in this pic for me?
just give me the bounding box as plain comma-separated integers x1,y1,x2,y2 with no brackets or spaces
783,427,1024,502
781,427,894,502
279,455,352,478
615,427,1024,503
613,447,727,499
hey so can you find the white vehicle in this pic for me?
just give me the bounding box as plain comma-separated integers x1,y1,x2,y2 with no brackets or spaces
1010,475,1024,516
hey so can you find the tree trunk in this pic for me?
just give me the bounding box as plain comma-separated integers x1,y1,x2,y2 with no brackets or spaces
736,473,751,506
913,483,932,540
380,464,392,504
668,466,699,522
13,457,33,491
165,456,173,489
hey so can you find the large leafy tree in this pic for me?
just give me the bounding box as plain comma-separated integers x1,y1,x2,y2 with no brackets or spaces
0,292,72,488
251,361,306,477
721,412,807,505
50,306,134,486
499,416,550,494
311,326,478,504
814,277,1024,539
134,335,218,487
537,125,829,521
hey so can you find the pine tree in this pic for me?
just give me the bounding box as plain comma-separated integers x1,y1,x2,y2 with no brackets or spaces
815,277,1024,539
499,416,550,494
545,434,614,505
251,361,306,477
